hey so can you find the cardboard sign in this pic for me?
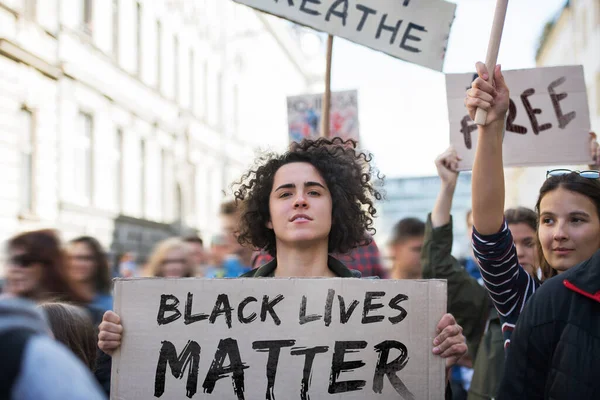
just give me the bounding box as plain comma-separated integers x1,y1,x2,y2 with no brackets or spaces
446,65,592,170
111,278,447,399
233,0,456,72
287,90,359,142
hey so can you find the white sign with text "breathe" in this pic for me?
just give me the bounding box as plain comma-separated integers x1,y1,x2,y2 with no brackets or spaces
233,0,456,72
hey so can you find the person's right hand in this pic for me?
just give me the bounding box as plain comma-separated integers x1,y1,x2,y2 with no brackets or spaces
465,62,510,126
98,310,123,356
435,146,461,186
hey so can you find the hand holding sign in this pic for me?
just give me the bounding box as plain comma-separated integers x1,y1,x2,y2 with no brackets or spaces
465,63,510,128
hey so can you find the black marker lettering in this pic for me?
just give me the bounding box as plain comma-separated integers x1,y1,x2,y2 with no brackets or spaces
238,296,258,324
376,14,403,45
460,115,477,149
157,294,182,325
373,340,413,399
548,76,576,129
325,0,348,26
324,289,335,327
253,340,296,400
506,98,528,134
291,346,330,400
209,294,234,329
521,88,552,135
299,295,322,325
261,294,285,325
388,294,408,324
202,338,249,399
154,340,200,398
185,292,208,325
362,291,385,324
338,295,360,324
400,22,426,53
355,4,376,32
328,341,367,393
299,0,321,16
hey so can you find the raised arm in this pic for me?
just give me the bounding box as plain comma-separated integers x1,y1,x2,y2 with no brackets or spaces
431,147,461,228
466,63,509,235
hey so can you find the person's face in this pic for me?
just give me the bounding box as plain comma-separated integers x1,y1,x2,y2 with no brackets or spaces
538,187,600,273
67,242,96,283
508,223,537,277
161,248,188,278
5,248,44,298
389,237,424,278
267,162,332,248
220,213,242,253
187,242,205,266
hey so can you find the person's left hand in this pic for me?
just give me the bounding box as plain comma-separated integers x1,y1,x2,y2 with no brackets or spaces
432,313,468,370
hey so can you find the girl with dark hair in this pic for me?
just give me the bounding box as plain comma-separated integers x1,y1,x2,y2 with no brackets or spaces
39,302,98,371
4,229,77,302
98,138,468,398
67,236,113,313
467,61,600,398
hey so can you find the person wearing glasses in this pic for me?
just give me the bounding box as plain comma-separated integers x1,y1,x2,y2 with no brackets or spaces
466,61,600,399
98,138,468,399
2,229,79,302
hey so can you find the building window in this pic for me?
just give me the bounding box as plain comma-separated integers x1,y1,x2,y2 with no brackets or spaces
156,20,162,90
174,36,179,102
20,108,35,214
140,139,146,217
24,0,37,20
136,2,142,75
112,0,119,59
76,112,93,202
189,49,195,111
82,0,93,35
115,128,123,211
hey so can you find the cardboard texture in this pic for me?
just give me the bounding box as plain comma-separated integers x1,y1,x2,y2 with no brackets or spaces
232,0,456,72
111,278,447,399
446,65,592,170
287,90,359,142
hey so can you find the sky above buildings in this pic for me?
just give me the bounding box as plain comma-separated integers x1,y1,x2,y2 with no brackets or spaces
328,0,567,178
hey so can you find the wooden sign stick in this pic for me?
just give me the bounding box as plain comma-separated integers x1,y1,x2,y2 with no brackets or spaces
474,0,509,125
321,34,334,138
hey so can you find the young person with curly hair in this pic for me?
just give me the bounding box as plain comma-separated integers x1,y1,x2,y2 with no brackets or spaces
98,138,467,397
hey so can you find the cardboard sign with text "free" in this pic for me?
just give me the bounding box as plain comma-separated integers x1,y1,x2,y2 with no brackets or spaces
232,0,456,72
110,277,447,400
447,65,592,170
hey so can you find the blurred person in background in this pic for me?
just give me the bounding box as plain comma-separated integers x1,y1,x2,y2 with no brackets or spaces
146,238,194,278
0,297,106,400
203,233,230,278
182,235,209,277
219,200,253,276
66,236,112,313
387,217,426,280
3,230,79,303
117,251,138,278
39,302,98,372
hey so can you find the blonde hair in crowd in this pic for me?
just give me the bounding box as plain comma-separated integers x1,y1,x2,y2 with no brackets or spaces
146,238,194,277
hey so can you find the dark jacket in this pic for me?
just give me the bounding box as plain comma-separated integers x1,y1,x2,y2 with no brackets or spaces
421,214,504,399
498,249,600,399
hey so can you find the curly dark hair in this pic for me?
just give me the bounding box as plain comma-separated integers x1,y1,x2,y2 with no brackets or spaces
234,137,384,256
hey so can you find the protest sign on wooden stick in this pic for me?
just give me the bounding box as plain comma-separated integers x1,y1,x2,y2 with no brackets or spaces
474,0,510,125
322,35,334,138
447,65,592,170
110,277,447,399
233,0,457,72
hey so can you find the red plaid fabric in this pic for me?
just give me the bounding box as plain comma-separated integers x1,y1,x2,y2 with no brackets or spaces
251,237,386,278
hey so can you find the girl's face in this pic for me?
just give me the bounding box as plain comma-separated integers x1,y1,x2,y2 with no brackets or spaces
5,248,44,298
268,162,332,249
508,223,537,277
67,242,96,283
161,248,188,278
538,187,600,273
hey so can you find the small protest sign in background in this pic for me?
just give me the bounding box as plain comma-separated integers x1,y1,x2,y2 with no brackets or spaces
111,278,447,399
287,90,359,142
233,0,456,72
446,65,592,170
